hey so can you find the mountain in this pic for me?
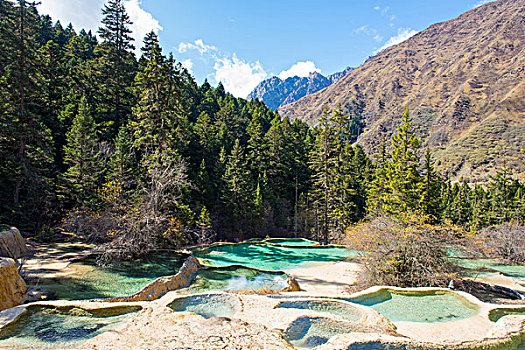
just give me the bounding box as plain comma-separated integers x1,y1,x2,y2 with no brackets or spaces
278,0,525,181
247,67,353,110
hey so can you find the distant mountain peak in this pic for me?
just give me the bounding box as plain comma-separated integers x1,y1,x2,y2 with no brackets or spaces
277,0,525,181
247,67,353,110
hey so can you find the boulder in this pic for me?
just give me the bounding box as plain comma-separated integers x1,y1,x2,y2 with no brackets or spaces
101,255,201,302
0,258,27,311
282,276,301,292
0,227,28,258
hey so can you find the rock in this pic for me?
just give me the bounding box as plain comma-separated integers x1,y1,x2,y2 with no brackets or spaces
453,278,525,303
0,258,27,311
0,227,28,258
100,255,201,302
282,276,301,292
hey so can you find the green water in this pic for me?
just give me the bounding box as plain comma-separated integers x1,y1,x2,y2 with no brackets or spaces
35,253,186,300
194,242,354,271
168,294,241,318
264,238,319,246
346,290,480,323
276,299,362,322
179,266,288,294
0,306,139,349
454,258,525,282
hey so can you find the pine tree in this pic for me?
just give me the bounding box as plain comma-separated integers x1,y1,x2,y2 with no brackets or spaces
309,108,337,244
385,108,423,214
222,139,254,236
420,148,442,221
0,0,54,231
62,96,102,207
446,182,472,226
98,0,134,54
196,206,214,244
95,0,136,135
131,33,187,159
108,124,135,192
471,185,491,229
368,135,389,216
488,160,513,223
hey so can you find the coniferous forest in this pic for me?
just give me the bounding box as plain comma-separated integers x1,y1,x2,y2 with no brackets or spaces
1,0,524,260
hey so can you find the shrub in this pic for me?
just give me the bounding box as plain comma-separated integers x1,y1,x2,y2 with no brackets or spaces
474,222,524,264
345,215,460,288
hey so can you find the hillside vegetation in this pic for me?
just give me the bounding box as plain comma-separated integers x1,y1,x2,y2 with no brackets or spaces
278,0,525,181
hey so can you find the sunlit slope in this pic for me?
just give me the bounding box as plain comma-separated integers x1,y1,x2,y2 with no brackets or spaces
278,0,525,181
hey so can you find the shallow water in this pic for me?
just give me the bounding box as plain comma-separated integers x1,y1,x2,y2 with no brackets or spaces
346,290,480,323
35,253,186,300
276,299,362,322
194,242,355,271
178,266,289,294
168,294,241,318
454,258,525,282
0,306,138,349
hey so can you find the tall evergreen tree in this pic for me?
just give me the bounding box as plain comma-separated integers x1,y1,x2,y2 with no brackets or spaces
222,139,254,236
385,108,423,214
421,148,442,221
62,96,102,207
310,108,337,244
95,0,136,135
131,33,187,159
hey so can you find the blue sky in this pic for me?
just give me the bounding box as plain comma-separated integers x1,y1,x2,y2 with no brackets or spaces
38,0,495,97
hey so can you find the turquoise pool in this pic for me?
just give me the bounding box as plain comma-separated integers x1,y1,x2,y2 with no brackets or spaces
194,242,355,271
454,258,525,283
178,266,289,294
0,305,139,349
34,253,187,300
345,290,480,323
275,299,362,322
168,294,241,318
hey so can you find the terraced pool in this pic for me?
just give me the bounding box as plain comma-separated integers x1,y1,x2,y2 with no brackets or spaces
0,305,140,349
345,289,480,323
34,253,187,300
194,242,355,271
168,294,241,318
179,266,289,294
454,258,525,284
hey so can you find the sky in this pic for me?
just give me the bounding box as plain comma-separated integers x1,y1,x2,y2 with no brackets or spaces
37,0,495,98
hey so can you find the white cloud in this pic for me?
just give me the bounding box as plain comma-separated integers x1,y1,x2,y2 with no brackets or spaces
473,0,495,8
353,25,383,43
374,6,381,11
376,27,418,53
177,39,217,54
38,0,105,34
180,59,194,75
278,61,321,80
353,25,369,34
213,54,267,98
38,0,162,56
124,0,163,52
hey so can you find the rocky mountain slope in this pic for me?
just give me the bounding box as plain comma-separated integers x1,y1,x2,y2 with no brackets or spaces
247,67,352,110
278,0,524,181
